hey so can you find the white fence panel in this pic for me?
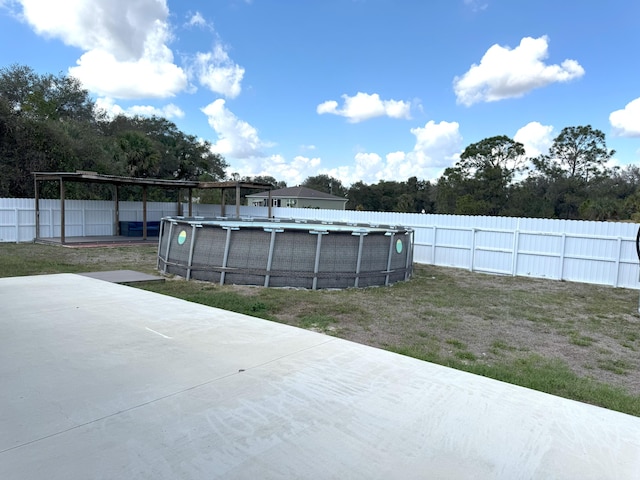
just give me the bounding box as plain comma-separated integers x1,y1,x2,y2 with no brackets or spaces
516,232,563,279
473,229,513,275
0,208,16,242
1,198,640,289
0,198,38,242
85,209,113,236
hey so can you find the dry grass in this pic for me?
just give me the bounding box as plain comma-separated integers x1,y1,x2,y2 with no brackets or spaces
224,267,640,396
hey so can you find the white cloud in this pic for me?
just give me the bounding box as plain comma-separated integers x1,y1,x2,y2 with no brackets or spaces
410,120,462,163
323,121,463,184
225,120,463,187
317,101,339,115
228,155,321,186
464,0,488,12
453,36,584,106
307,152,382,187
202,99,270,158
18,1,243,99
194,44,245,98
94,97,125,118
95,97,184,119
404,120,463,177
128,103,184,119
70,48,187,99
17,0,188,99
317,92,412,123
514,121,554,157
187,12,208,28
19,0,167,60
610,98,640,137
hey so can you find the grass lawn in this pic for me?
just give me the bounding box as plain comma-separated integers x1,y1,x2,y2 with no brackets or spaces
2,242,639,416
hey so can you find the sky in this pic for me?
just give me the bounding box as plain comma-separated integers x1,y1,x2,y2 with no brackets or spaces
0,0,639,187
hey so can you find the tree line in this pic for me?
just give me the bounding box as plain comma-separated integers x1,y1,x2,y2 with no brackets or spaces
247,129,639,222
1,64,638,221
0,64,227,201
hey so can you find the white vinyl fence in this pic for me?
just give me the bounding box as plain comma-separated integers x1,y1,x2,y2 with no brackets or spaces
2,198,640,289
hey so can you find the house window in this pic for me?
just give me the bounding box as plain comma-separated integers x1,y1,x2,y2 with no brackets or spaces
285,199,297,207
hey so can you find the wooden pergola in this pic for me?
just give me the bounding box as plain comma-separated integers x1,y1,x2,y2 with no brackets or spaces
33,171,273,244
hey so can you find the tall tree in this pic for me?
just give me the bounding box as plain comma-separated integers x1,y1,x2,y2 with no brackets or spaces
433,136,526,215
0,64,105,197
434,167,465,214
535,125,614,182
346,181,375,210
527,125,616,219
504,176,555,218
116,131,160,178
458,135,526,184
406,176,434,213
104,114,228,182
374,180,406,211
0,64,95,122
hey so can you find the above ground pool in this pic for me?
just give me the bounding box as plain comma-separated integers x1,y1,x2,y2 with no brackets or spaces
157,216,414,289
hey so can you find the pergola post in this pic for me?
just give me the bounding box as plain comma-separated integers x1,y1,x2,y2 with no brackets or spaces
235,183,241,218
114,185,120,236
34,177,40,240
142,186,148,240
60,178,65,244
221,189,226,217
188,187,193,216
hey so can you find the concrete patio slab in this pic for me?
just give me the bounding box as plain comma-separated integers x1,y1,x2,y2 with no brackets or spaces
77,269,164,284
1,273,639,479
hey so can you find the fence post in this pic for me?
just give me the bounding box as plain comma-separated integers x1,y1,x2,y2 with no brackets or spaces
14,208,19,243
469,228,477,272
559,233,567,280
614,237,622,287
432,226,437,265
511,229,520,276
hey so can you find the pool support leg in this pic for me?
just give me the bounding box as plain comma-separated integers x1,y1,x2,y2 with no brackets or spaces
264,228,283,287
311,230,328,290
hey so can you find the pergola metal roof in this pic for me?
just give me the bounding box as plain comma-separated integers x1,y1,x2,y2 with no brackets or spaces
32,171,273,190
33,171,273,243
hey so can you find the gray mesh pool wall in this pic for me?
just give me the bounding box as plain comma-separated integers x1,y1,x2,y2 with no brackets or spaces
157,217,414,289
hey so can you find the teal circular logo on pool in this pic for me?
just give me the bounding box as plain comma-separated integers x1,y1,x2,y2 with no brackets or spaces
396,238,403,254
177,230,187,245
